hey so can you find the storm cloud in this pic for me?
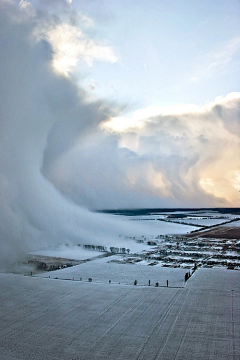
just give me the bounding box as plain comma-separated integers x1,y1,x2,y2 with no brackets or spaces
51,93,240,209
0,1,239,267
0,1,136,267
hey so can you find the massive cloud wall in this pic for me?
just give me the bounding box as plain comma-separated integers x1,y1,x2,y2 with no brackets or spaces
111,95,240,207
0,1,135,267
50,93,240,209
0,1,239,267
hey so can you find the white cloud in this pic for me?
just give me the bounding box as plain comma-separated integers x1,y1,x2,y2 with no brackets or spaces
19,0,36,17
99,93,240,207
103,93,239,132
33,22,118,76
0,2,140,268
3,0,118,76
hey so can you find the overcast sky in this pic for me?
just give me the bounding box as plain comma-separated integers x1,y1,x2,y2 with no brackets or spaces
0,0,240,263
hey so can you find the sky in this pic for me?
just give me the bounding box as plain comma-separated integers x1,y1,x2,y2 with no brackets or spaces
0,0,240,265
73,0,240,109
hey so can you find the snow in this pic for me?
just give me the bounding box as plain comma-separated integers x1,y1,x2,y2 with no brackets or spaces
222,220,240,227
1,210,240,359
28,247,102,260
187,267,240,291
0,269,239,360
170,218,230,226
110,240,158,253
127,214,166,220
36,255,187,287
126,219,199,235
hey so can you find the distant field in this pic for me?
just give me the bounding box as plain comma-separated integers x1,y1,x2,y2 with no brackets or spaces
99,208,240,216
123,216,199,236
222,220,240,227
169,218,231,226
186,225,240,239
36,256,187,287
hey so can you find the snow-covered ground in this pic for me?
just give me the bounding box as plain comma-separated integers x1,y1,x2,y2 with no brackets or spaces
36,255,187,287
127,214,166,220
1,210,239,359
28,247,103,260
124,218,198,236
125,211,239,228
0,268,239,360
169,218,230,226
222,219,240,227
188,267,240,291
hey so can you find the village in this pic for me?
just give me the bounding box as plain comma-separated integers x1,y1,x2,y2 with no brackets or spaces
112,234,240,269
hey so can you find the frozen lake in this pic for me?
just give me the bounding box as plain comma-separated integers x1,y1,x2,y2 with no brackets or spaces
0,268,239,360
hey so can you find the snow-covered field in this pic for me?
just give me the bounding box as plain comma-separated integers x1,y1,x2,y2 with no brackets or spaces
117,215,199,236
127,214,166,220
222,220,240,227
0,268,239,360
28,247,102,260
188,267,240,291
169,218,230,226
36,256,187,287
124,211,239,229
1,210,239,359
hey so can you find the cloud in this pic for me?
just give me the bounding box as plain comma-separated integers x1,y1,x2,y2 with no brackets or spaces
29,0,118,77
0,0,239,269
19,0,36,17
33,22,118,76
0,1,138,268
96,93,240,207
11,0,118,76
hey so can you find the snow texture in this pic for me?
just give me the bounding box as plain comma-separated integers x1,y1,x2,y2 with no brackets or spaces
36,256,186,286
222,220,240,227
170,218,231,226
0,268,239,360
